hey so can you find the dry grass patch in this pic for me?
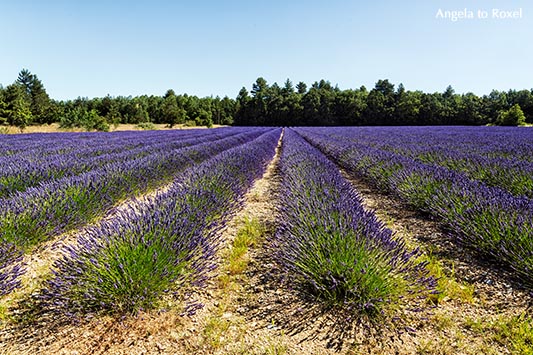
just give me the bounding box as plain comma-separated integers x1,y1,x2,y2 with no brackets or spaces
193,216,295,355
0,123,225,134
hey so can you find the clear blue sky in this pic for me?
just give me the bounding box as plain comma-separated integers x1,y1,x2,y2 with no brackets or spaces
1,0,531,100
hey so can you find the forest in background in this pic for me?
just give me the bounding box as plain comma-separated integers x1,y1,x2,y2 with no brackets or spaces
0,69,532,131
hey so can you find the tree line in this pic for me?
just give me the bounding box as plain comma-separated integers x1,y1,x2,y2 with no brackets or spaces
0,70,531,131
0,70,235,131
235,78,531,126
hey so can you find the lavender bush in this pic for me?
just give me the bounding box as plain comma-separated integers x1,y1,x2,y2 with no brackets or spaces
272,129,434,317
39,129,281,316
0,241,24,297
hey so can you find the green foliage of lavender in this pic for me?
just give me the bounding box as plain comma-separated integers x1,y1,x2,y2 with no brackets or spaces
56,231,191,314
273,129,434,317
425,156,533,198
40,129,280,316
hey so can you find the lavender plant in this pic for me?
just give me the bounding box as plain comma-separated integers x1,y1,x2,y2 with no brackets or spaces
39,129,281,316
0,241,24,297
273,129,434,317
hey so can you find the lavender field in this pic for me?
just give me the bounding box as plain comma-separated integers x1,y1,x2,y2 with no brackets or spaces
1,126,533,354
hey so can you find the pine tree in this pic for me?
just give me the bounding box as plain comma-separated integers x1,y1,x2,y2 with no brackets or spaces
162,91,186,127
16,69,51,124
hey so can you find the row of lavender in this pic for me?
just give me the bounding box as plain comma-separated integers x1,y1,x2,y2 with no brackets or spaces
40,128,280,315
0,128,272,297
324,126,533,198
330,126,533,161
271,129,434,317
0,128,241,198
0,129,212,156
296,127,533,288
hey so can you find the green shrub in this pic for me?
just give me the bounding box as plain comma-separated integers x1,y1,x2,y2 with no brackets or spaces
496,104,526,126
136,122,156,130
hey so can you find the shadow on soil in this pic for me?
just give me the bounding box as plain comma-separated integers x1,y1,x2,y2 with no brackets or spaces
0,294,122,355
240,251,406,352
